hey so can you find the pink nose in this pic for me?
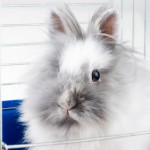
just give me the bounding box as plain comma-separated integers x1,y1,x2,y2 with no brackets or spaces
58,90,77,110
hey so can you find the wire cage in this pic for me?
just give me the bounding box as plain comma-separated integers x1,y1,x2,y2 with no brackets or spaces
1,0,150,149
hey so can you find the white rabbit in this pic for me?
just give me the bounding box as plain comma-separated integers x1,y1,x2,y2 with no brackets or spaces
20,4,150,150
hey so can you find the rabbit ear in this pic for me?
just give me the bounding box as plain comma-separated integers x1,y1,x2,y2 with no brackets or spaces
49,5,83,40
51,12,65,33
87,5,118,44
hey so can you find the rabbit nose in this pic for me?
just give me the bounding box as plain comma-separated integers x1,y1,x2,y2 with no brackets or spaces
58,98,76,110
58,91,76,110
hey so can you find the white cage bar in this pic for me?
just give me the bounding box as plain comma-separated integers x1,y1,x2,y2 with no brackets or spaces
2,131,150,150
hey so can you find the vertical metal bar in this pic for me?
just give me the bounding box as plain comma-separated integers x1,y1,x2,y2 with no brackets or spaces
144,0,147,59
120,0,123,42
132,0,135,49
0,3,2,145
0,53,2,150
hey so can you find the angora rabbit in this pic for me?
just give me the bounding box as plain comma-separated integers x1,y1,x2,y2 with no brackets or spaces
20,4,150,150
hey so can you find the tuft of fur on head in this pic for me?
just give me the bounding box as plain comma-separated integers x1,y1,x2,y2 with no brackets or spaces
20,4,150,150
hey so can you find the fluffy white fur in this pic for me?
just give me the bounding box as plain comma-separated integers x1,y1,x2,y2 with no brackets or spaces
20,4,150,150
60,38,113,75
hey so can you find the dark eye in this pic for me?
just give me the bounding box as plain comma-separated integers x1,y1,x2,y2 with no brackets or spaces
92,69,100,82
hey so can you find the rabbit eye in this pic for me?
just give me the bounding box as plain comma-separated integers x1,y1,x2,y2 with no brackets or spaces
92,69,100,82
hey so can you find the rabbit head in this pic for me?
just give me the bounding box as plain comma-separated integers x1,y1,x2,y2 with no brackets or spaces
21,5,121,133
